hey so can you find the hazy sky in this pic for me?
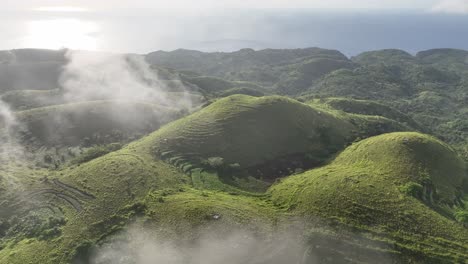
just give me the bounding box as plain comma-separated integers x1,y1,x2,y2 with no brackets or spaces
0,0,467,54
0,0,465,11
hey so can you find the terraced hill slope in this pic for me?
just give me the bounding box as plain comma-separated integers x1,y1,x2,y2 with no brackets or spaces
0,137,189,263
149,95,414,190
152,95,354,170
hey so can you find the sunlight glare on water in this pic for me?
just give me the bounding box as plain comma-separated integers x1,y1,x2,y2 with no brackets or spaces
22,18,99,51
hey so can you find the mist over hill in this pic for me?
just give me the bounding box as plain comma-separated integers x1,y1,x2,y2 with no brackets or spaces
0,47,467,263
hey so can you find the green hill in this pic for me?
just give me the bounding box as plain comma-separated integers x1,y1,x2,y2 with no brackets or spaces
308,97,423,131
146,95,414,192
14,100,182,148
1,89,64,110
0,103,436,264
217,87,267,97
0,135,189,263
275,57,354,95
146,47,347,78
416,48,468,70
0,47,467,264
152,95,353,169
310,65,413,99
147,47,351,89
0,100,185,169
269,132,468,262
1,130,463,263
181,75,265,97
351,49,416,65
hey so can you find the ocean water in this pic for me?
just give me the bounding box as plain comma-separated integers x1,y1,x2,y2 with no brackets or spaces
0,8,467,55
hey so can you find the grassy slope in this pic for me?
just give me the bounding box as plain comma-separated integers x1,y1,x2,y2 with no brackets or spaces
275,57,354,95
0,126,284,263
269,132,468,262
149,95,413,193
0,130,189,263
308,97,423,131
302,49,468,164
151,95,355,170
14,100,181,147
310,66,413,99
0,93,464,263
0,164,50,220
181,75,265,97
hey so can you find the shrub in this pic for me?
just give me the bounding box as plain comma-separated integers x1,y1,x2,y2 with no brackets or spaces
454,211,468,225
399,182,423,198
5,214,65,241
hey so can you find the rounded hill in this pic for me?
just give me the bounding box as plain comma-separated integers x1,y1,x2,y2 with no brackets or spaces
151,95,356,173
13,100,182,147
269,132,468,261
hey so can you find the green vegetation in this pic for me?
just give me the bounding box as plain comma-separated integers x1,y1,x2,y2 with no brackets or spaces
0,47,467,263
351,49,416,65
15,100,181,147
307,97,423,130
149,48,468,160
217,87,267,97
70,143,123,165
1,89,65,110
275,57,354,95
269,132,468,262
0,133,189,263
152,95,354,170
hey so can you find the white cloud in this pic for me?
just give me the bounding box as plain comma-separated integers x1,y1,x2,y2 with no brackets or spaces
431,0,468,14
35,6,90,12
1,0,433,11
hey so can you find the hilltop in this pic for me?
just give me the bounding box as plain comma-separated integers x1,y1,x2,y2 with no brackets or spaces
270,132,468,262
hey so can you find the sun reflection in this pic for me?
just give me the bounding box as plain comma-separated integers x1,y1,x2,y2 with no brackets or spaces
23,19,99,50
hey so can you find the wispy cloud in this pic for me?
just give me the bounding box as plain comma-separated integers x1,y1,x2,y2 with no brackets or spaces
431,0,468,14
35,6,90,12
1,0,438,11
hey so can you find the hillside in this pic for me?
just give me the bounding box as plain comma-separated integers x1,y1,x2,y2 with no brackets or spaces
0,47,467,264
0,104,458,264
147,48,352,91
149,95,415,191
146,47,468,161
15,100,181,147
269,132,468,262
